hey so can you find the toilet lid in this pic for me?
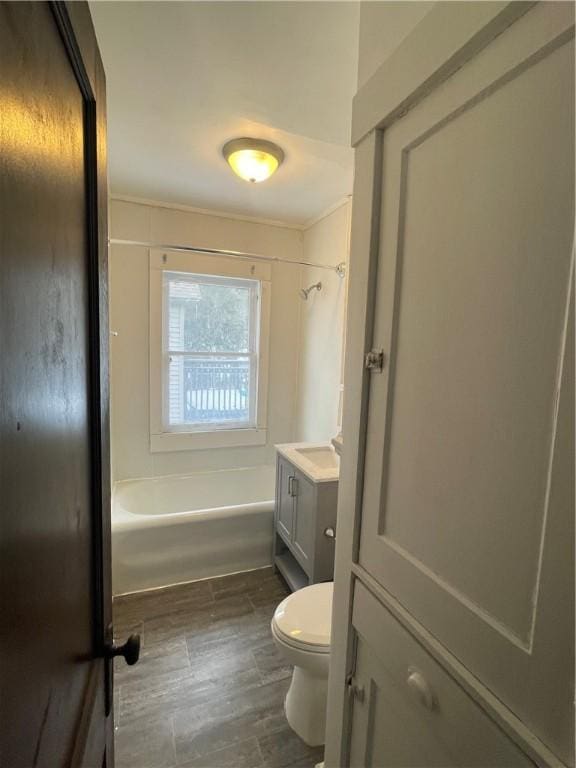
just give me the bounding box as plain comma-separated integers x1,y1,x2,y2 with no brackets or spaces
273,582,333,649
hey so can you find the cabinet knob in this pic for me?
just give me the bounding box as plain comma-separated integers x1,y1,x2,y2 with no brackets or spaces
324,527,336,539
406,668,435,711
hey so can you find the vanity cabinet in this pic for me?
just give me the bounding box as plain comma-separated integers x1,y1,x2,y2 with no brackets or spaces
273,451,338,591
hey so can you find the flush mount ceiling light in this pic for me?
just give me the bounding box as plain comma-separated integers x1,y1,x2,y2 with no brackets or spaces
222,138,284,183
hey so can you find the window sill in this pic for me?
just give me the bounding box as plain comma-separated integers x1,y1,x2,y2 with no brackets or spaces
150,428,267,453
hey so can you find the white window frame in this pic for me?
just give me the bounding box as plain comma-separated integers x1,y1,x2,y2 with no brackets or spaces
149,248,271,451
162,271,260,432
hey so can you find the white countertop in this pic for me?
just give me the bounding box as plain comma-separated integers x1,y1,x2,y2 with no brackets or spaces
275,442,340,484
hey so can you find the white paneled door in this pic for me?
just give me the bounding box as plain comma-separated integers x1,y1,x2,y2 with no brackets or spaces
358,4,574,759
327,3,575,767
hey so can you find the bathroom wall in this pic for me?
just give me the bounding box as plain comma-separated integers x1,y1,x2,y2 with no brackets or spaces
357,1,435,88
109,198,303,481
294,200,351,443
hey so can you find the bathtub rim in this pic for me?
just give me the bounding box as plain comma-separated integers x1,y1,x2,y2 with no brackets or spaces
113,463,276,489
112,464,276,530
113,499,274,531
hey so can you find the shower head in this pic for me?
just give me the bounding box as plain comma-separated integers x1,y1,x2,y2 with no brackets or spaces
299,282,322,300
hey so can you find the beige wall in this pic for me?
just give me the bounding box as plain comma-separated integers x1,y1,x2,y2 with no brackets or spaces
109,199,303,481
294,201,351,443
357,1,435,88
109,196,351,482
105,3,439,482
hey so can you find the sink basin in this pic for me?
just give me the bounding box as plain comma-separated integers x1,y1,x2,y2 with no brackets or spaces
294,446,339,470
275,442,340,483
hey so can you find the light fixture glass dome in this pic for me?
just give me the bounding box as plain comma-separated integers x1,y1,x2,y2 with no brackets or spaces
223,138,284,183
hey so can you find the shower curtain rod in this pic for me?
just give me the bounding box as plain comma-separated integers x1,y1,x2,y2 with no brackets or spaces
109,238,347,277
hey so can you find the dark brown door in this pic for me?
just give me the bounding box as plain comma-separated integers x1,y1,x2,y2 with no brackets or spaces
0,3,113,766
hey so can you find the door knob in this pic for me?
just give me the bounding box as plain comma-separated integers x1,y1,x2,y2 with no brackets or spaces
406,668,435,710
105,633,141,666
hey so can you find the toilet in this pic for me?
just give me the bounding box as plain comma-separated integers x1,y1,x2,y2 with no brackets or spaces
271,582,334,746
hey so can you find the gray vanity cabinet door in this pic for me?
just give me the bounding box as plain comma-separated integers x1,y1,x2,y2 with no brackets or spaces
275,456,295,544
291,469,316,575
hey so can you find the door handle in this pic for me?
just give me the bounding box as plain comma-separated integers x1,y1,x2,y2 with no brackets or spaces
105,633,141,666
288,476,299,497
104,625,141,716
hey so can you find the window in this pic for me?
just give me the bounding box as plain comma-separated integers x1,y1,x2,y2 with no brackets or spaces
165,272,258,430
150,249,271,451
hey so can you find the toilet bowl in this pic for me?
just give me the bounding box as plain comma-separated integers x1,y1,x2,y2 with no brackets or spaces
271,582,333,747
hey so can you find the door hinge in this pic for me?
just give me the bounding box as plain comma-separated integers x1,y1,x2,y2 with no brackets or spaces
346,674,365,702
364,349,385,373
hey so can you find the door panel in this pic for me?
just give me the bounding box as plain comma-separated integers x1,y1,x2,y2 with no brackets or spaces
0,3,111,766
357,5,574,762
349,583,533,768
276,456,295,543
367,38,573,642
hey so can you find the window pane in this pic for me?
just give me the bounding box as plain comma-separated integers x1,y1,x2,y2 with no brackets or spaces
167,274,252,353
168,356,251,426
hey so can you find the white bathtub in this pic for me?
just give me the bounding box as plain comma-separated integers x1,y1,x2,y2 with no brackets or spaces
112,465,276,595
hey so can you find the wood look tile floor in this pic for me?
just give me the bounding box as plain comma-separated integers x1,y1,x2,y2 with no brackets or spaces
113,568,324,768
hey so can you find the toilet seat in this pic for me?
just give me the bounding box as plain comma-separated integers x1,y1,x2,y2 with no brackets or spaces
272,582,333,653
272,618,330,654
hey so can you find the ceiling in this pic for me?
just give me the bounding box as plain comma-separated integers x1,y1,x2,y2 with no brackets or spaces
89,1,360,227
